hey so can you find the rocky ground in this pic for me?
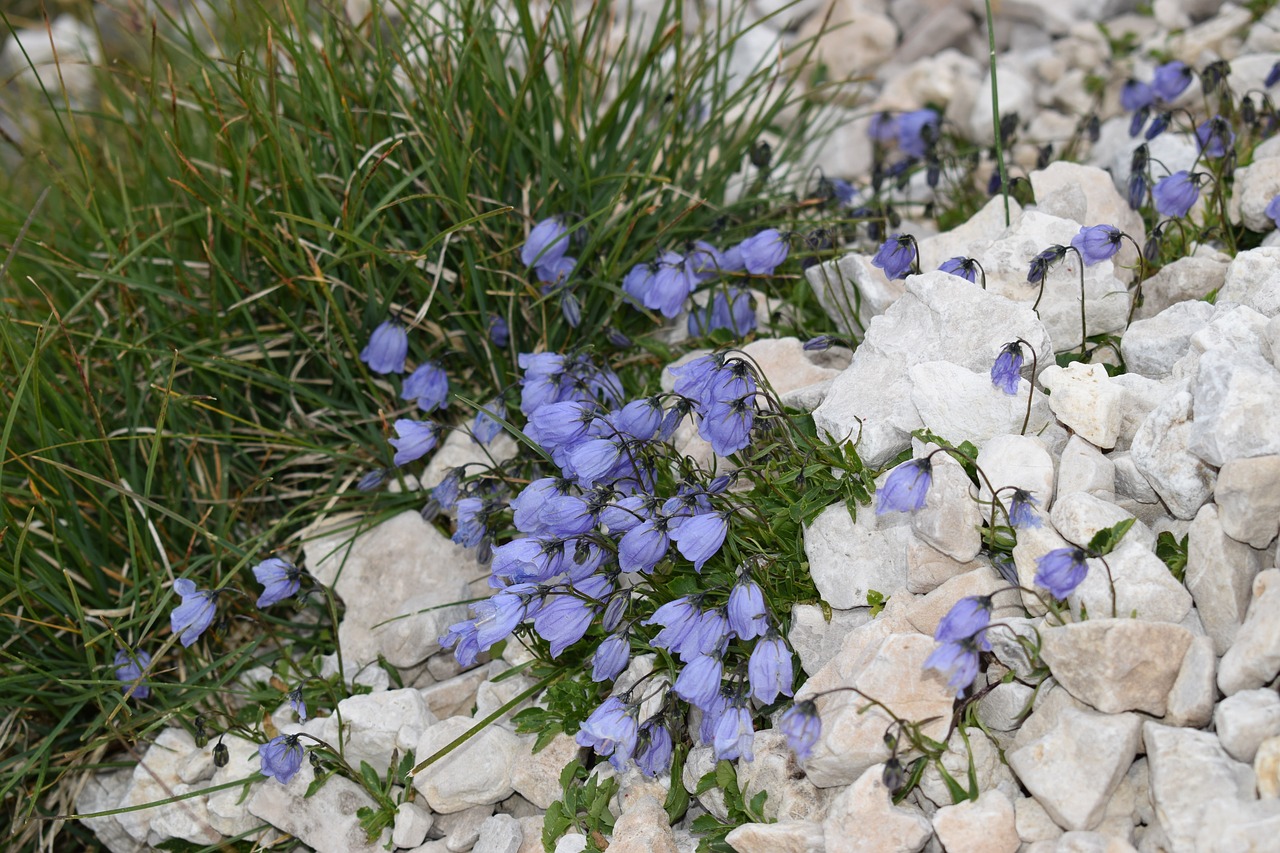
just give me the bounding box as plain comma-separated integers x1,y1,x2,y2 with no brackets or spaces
8,0,1280,851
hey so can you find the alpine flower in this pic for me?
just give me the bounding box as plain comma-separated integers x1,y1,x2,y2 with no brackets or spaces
360,321,408,374
253,557,302,608
875,458,933,514
113,648,152,700
171,578,218,647
259,734,305,783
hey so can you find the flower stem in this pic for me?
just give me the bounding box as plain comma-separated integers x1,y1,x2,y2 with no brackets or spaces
984,0,1011,228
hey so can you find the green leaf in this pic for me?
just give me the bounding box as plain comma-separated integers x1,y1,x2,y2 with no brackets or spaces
867,589,886,617
1156,531,1189,583
543,801,572,850
664,746,690,823
1087,518,1135,556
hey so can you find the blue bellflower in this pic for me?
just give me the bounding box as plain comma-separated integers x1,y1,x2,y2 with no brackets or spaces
389,419,438,466
471,400,504,445
488,314,509,347
871,234,916,280
114,648,152,700
674,653,723,710
990,341,1025,395
635,721,674,777
592,634,631,682
938,257,979,283
360,321,408,374
738,228,790,275
875,458,933,514
689,288,756,337
897,109,940,158
1120,79,1153,111
1144,111,1171,141
253,557,302,608
712,702,755,762
401,362,449,412
1071,225,1122,266
645,596,700,651
575,696,639,772
924,633,989,695
259,734,305,783
934,596,992,643
288,686,308,721
1027,246,1067,284
1151,61,1192,102
779,700,821,760
1035,547,1090,598
171,578,218,647
727,578,768,640
1195,116,1235,158
1008,489,1042,529
521,217,570,268
1267,60,1280,88
748,635,794,705
1153,171,1199,218
1267,194,1280,229
670,512,728,571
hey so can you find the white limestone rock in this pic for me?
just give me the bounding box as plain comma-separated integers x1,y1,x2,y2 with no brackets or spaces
435,802,495,851
1007,706,1142,831
1229,158,1280,233
1068,541,1192,625
917,727,1019,808
1038,363,1124,449
909,361,1060,452
813,272,1053,468
320,688,437,774
1028,162,1146,278
1220,570,1280,696
970,210,1130,352
1162,635,1217,729
1055,436,1115,503
907,451,984,562
1129,389,1215,520
1194,797,1280,853
474,813,523,853
788,603,874,677
1049,491,1154,553
1015,795,1064,844
931,790,1019,853
1039,620,1193,716
512,732,586,810
805,252,908,337
248,760,390,852
1110,451,1159,504
393,801,435,850
413,715,521,813
1121,301,1216,380
976,433,1056,511
115,728,220,848
303,511,480,669
821,764,933,853
804,501,914,611
1219,247,1280,318
1216,689,1280,764
724,819,825,853
1189,348,1280,467
796,631,954,788
978,680,1036,732
1215,455,1280,549
1132,251,1230,321
76,767,145,853
1143,722,1257,853
1256,736,1280,799
737,730,836,822
1187,504,1265,655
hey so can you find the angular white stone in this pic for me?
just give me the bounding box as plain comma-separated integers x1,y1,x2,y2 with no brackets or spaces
248,760,390,852
115,728,220,848
1132,252,1230,321
320,688,437,774
724,819,825,853
1187,504,1264,655
788,604,873,676
1220,246,1280,318
1121,301,1215,379
1189,348,1280,467
932,790,1019,853
1007,706,1141,831
821,764,932,853
1049,491,1153,552
1028,162,1146,276
1130,389,1216,520
976,433,1056,511
804,501,913,611
797,632,954,788
1039,620,1193,716
1194,797,1280,853
1144,722,1257,853
1162,636,1216,728
1215,455,1280,548
1221,570,1280,696
512,732,583,810
805,252,908,338
1216,689,1280,764
474,813,523,853
813,272,1053,468
1069,541,1192,626
1110,451,1159,504
737,730,836,822
908,451,984,562
909,361,1060,453
303,511,480,669
1038,363,1124,449
1256,736,1280,799
392,801,435,850
413,716,520,813
1055,436,1114,503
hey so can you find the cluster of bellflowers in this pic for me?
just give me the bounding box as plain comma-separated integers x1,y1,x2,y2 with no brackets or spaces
417,342,825,774
873,340,1126,696
867,108,945,191
1122,58,1280,220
